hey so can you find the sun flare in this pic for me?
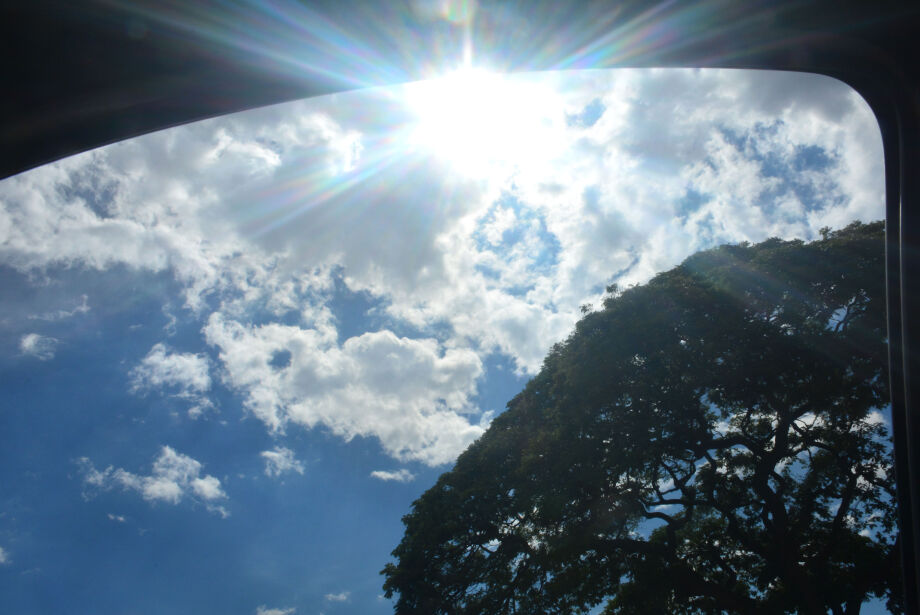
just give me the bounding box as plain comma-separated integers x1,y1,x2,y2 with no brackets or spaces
405,68,563,177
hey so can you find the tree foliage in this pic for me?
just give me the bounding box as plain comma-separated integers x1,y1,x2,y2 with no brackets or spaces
382,221,901,614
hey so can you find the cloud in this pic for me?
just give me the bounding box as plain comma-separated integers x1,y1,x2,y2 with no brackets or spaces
28,294,90,321
5,68,884,467
131,343,212,417
370,469,415,483
261,447,305,478
131,343,211,394
0,103,362,310
255,607,295,615
297,71,882,376
19,333,57,360
107,513,126,523
78,446,228,516
325,592,350,602
205,315,485,466
0,546,9,565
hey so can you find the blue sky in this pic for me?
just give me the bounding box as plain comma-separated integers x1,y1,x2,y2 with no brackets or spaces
0,68,889,613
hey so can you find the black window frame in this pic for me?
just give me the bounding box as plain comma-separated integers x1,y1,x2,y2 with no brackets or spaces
2,0,918,610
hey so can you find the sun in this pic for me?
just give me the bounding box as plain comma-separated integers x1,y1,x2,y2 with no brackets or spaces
405,68,563,177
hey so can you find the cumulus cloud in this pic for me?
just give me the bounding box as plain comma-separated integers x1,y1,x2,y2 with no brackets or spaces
78,446,228,516
370,469,415,483
255,607,295,615
325,592,350,602
261,447,305,477
0,546,9,565
131,343,211,394
130,343,213,417
4,68,884,467
205,314,485,466
0,103,362,310
19,333,57,360
285,70,882,376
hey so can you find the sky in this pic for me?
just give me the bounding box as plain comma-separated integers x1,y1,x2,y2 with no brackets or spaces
0,68,889,614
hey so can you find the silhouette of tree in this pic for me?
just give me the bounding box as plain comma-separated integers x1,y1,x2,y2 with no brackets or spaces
383,221,902,614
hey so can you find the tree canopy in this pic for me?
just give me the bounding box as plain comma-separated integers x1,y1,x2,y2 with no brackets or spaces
382,221,902,614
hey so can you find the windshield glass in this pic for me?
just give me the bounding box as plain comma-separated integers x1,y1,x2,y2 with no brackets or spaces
0,68,898,614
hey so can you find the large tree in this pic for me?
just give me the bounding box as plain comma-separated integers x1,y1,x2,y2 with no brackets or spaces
382,221,902,614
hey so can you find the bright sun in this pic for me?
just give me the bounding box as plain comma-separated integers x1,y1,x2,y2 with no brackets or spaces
405,68,563,177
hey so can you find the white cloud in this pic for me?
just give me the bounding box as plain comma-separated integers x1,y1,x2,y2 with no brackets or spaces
325,592,350,602
370,469,415,483
261,447,305,478
205,315,485,466
5,68,884,467
107,513,126,523
185,399,215,420
131,343,212,417
255,607,295,615
309,71,882,376
0,103,362,310
28,294,90,321
191,475,225,500
19,333,57,360
132,343,211,393
0,546,9,565
78,446,228,516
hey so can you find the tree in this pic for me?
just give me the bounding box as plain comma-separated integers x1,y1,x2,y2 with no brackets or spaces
382,221,902,614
